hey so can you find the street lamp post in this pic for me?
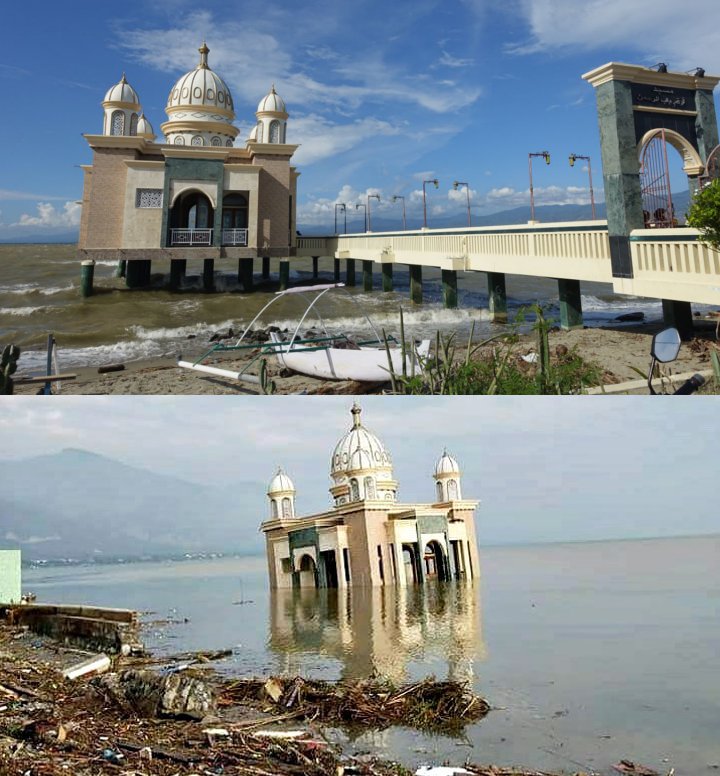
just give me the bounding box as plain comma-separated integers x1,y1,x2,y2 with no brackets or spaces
367,193,380,232
356,203,367,232
334,203,347,234
569,154,596,220
453,181,471,226
528,151,551,222
391,195,406,230
422,178,439,229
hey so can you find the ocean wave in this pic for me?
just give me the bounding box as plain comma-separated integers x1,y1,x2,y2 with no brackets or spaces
0,306,45,317
128,319,239,341
17,339,178,371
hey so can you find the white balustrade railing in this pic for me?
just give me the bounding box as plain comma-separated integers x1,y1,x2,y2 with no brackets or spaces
170,228,213,246
221,228,248,246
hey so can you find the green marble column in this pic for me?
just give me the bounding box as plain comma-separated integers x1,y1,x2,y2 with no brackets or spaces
346,259,356,286
486,271,507,323
170,259,186,289
381,262,393,292
238,258,253,292
279,259,290,291
409,265,423,304
80,260,95,298
262,256,271,280
126,259,151,289
662,299,694,341
334,258,341,283
442,269,458,309
312,256,319,278
558,278,583,330
363,260,373,291
115,259,127,278
203,259,215,291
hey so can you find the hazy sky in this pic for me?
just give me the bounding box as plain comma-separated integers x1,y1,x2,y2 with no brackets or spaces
1,396,717,545
2,0,714,235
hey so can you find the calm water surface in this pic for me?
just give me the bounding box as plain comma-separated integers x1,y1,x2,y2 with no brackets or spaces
24,536,720,774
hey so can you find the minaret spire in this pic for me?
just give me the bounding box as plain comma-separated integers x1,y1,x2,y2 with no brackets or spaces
351,402,362,429
198,41,209,69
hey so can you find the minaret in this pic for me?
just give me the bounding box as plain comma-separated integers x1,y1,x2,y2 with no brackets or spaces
254,84,289,144
267,468,296,520
433,448,462,503
102,73,142,137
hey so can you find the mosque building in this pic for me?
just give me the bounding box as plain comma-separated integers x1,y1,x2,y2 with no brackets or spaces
78,43,298,288
260,404,481,588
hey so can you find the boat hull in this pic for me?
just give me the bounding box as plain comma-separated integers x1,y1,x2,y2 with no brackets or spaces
269,334,430,382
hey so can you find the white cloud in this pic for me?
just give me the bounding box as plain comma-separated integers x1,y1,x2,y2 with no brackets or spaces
437,51,475,68
291,115,402,166
0,189,72,202
485,184,601,208
13,201,82,229
508,0,720,71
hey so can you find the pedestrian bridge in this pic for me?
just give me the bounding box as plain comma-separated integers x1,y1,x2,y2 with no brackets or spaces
296,221,720,328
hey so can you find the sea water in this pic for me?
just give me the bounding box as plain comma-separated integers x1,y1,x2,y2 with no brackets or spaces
24,535,720,774
0,244,700,372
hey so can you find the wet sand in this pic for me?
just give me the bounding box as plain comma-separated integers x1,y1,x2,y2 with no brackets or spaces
14,320,719,395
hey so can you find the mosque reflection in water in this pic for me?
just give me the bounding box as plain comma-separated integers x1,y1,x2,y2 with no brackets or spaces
268,581,485,685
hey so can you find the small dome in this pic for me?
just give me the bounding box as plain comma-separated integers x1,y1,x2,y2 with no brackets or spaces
136,114,155,138
268,468,295,495
166,43,234,115
331,404,392,476
104,74,140,107
248,124,258,141
257,84,286,114
435,449,460,476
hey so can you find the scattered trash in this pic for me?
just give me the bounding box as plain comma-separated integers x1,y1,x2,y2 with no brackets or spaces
522,352,539,363
612,761,660,775
101,747,125,764
62,654,111,680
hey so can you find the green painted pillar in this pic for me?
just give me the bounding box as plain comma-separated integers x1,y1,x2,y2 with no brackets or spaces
203,259,215,291
126,259,150,288
170,258,186,289
262,256,271,280
279,259,290,291
115,259,127,278
487,271,507,323
363,260,373,291
239,258,253,292
312,256,319,278
334,258,341,282
558,278,583,330
442,269,458,309
80,260,95,298
346,259,356,286
409,264,423,304
382,262,393,292
662,299,694,341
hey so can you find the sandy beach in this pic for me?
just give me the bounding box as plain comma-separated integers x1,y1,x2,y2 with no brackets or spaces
14,318,719,395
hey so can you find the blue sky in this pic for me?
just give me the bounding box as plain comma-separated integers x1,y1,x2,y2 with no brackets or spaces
1,0,718,236
1,396,718,545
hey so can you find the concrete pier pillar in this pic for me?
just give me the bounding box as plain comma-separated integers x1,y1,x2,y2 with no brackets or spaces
80,260,95,298
382,262,393,292
262,256,271,280
662,299,694,341
334,258,341,283
115,259,127,279
312,256,319,278
409,265,423,304
363,260,373,291
487,271,507,323
203,259,215,291
126,259,151,289
442,269,458,309
170,259,186,289
279,259,290,291
239,258,254,292
558,278,583,330
346,259,356,286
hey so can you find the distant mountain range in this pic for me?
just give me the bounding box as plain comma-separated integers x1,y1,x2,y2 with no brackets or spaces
0,191,693,243
0,449,266,561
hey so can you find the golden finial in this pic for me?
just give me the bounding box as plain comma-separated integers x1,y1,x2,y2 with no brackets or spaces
351,402,362,429
198,41,210,68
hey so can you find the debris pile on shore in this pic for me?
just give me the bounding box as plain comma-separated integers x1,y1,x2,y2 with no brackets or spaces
221,675,491,735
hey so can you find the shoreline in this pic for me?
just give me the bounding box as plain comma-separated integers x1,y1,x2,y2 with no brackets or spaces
13,319,719,395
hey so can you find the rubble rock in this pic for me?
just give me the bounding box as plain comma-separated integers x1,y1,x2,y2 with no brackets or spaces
95,669,215,720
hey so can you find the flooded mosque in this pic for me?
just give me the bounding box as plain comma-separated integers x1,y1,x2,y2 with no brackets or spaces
78,43,298,288
260,404,481,588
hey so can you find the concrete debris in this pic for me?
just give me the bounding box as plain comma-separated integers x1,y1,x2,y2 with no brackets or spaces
62,654,111,680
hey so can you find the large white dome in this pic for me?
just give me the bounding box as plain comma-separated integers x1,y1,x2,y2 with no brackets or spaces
166,43,234,115
103,74,140,107
331,404,392,476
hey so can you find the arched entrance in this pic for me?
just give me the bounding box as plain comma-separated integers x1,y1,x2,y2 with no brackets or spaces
298,554,318,589
638,128,705,228
699,143,720,187
221,192,248,246
423,541,450,581
402,543,422,584
169,190,214,246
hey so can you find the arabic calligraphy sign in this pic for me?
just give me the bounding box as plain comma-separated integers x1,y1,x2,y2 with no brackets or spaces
632,84,696,112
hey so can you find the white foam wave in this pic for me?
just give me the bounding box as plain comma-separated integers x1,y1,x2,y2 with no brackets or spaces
129,319,239,341
18,340,176,370
0,306,45,317
0,283,73,297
